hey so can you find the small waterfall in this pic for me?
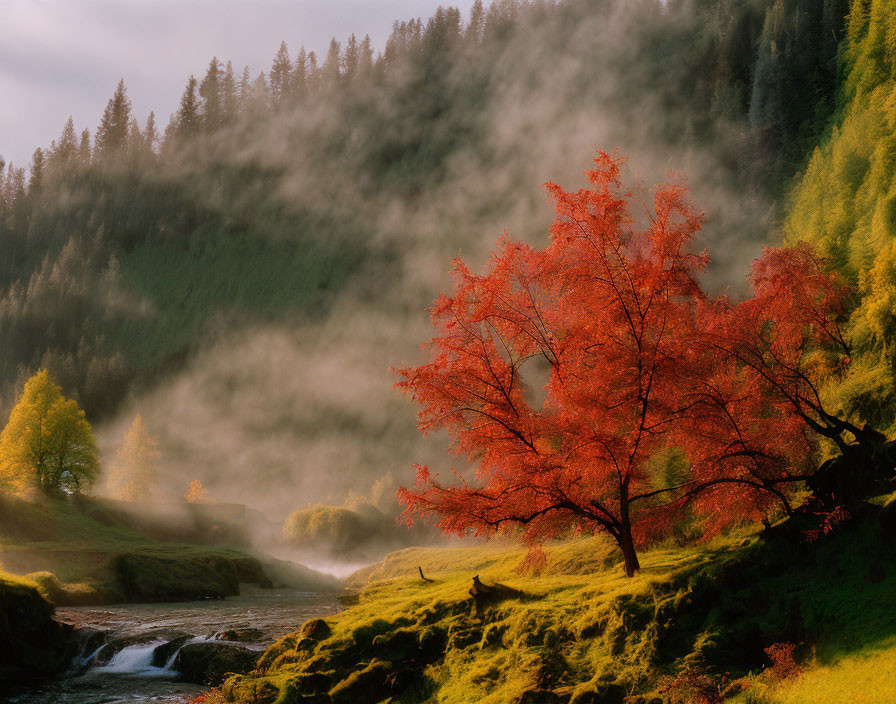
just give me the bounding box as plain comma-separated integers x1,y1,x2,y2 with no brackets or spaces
79,643,106,669
91,641,168,676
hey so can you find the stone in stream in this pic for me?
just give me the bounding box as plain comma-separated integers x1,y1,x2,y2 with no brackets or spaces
215,627,264,643
173,642,260,684
151,635,192,667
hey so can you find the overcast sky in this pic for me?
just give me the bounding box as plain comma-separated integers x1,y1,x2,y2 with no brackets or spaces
0,0,478,168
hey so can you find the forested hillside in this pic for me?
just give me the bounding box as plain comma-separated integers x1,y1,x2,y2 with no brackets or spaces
786,0,896,436
0,0,850,511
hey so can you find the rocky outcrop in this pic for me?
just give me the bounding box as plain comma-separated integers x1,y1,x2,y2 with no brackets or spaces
174,642,260,685
216,628,264,643
0,576,77,684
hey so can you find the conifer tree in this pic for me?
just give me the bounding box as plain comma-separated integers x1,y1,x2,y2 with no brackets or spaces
294,47,308,97
126,117,141,158
467,0,485,44
238,65,252,110
175,75,202,139
78,129,92,165
306,52,320,92
343,34,360,81
270,41,293,103
28,148,44,191
95,79,132,158
250,72,270,112
322,39,342,87
142,112,158,153
51,117,78,169
360,35,375,77
200,58,223,131
222,61,238,122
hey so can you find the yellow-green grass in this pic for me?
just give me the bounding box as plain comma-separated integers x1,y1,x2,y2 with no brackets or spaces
225,534,761,703
0,566,41,592
348,540,741,702
733,637,896,704
223,511,896,704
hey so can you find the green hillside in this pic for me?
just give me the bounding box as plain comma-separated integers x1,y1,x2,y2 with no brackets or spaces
0,494,339,604
216,498,896,703
785,0,896,435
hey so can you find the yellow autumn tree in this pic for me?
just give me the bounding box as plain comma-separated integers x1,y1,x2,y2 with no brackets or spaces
185,479,208,504
0,369,99,494
106,414,160,502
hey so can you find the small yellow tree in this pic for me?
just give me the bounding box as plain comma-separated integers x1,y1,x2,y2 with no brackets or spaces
185,479,208,504
106,414,160,502
0,369,99,493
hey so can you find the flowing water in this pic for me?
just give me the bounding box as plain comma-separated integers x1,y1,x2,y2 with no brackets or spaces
6,587,342,704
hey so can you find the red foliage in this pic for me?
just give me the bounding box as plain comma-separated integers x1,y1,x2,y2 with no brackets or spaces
655,667,727,704
764,642,802,680
186,688,225,704
395,151,855,575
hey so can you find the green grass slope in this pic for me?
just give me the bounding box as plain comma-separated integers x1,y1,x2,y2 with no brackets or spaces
217,502,896,704
0,494,340,604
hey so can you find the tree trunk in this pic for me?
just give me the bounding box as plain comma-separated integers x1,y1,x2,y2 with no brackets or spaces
616,522,641,578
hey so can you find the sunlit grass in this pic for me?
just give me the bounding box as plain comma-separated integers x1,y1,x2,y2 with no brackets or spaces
735,638,896,704
224,511,896,703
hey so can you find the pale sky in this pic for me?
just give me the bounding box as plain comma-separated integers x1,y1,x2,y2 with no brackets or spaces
0,0,478,167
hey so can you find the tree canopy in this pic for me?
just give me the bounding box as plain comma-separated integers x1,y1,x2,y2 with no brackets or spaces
396,152,862,575
0,369,99,493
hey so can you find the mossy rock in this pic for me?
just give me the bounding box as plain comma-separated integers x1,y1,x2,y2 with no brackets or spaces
328,658,395,704
282,670,336,696
152,635,192,667
221,675,281,704
299,618,331,641
217,628,264,643
174,642,260,685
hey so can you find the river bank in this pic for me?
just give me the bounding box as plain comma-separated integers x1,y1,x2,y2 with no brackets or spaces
3,588,343,704
0,494,341,606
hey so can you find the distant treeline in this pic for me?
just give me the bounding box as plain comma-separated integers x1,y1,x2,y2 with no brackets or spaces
0,0,848,420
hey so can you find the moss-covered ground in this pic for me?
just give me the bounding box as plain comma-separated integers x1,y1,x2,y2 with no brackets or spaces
218,501,896,704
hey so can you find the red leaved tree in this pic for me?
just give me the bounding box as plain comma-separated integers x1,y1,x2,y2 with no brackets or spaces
395,151,868,576
395,152,708,576
645,244,856,532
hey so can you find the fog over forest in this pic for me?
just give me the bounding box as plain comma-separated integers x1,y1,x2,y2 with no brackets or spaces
0,0,846,518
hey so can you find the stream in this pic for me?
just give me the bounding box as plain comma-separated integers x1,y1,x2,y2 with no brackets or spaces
6,587,342,704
